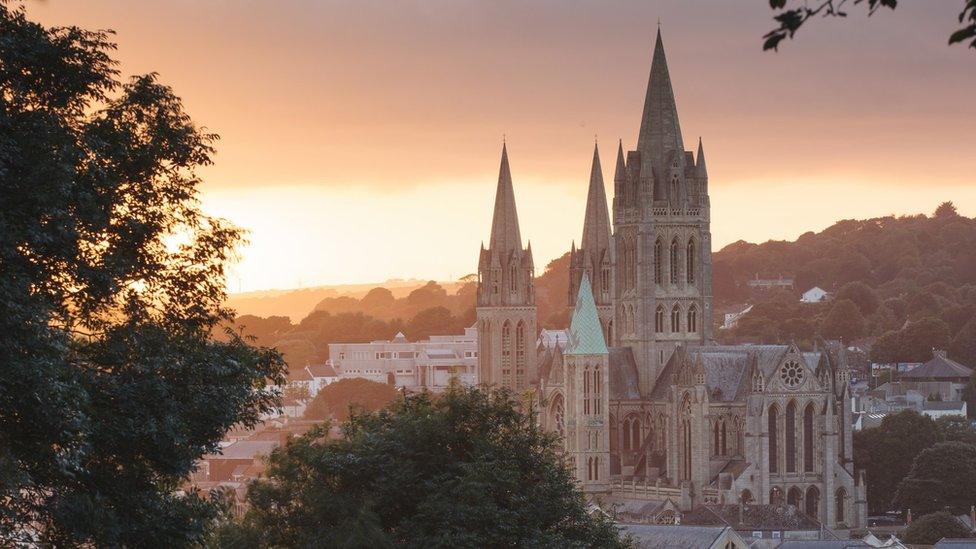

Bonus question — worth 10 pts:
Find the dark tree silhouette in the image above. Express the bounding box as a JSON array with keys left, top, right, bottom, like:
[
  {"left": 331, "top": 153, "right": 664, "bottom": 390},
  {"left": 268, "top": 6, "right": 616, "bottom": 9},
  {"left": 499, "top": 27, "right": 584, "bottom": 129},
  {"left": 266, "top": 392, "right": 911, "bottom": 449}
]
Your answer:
[{"left": 764, "top": 0, "right": 976, "bottom": 52}]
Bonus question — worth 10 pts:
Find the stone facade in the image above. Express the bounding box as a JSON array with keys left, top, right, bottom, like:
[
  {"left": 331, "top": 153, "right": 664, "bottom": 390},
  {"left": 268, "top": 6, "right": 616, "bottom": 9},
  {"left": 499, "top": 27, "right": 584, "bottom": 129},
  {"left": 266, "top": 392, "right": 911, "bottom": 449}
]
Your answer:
[{"left": 475, "top": 28, "right": 866, "bottom": 531}]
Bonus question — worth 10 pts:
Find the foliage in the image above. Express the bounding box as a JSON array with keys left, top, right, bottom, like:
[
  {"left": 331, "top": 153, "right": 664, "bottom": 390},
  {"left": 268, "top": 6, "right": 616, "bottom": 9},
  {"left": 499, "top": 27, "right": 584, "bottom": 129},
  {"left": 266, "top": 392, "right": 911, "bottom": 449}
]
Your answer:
[
  {"left": 764, "top": 0, "right": 976, "bottom": 52},
  {"left": 835, "top": 281, "right": 880, "bottom": 316},
  {"left": 854, "top": 411, "right": 941, "bottom": 514},
  {"left": 894, "top": 442, "right": 976, "bottom": 515},
  {"left": 903, "top": 511, "right": 973, "bottom": 545},
  {"left": 934, "top": 416, "right": 976, "bottom": 445},
  {"left": 303, "top": 378, "right": 400, "bottom": 421},
  {"left": 0, "top": 4, "right": 285, "bottom": 545},
  {"left": 951, "top": 318, "right": 976, "bottom": 371},
  {"left": 215, "top": 386, "right": 627, "bottom": 548},
  {"left": 820, "top": 299, "right": 866, "bottom": 341},
  {"left": 870, "top": 318, "right": 952, "bottom": 364}
]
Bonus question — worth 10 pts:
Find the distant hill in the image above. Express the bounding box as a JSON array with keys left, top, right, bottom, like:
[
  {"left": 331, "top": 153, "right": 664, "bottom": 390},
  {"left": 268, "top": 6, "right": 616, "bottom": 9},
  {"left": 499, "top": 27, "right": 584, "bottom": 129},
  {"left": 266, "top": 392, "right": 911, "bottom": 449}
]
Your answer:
[{"left": 225, "top": 279, "right": 465, "bottom": 321}]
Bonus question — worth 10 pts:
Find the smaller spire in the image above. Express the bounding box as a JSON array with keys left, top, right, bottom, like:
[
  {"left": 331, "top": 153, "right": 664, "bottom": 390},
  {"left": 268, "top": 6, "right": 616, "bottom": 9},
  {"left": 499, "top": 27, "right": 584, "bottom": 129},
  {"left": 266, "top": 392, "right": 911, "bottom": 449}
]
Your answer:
[
  {"left": 613, "top": 139, "right": 626, "bottom": 181},
  {"left": 696, "top": 137, "right": 707, "bottom": 178},
  {"left": 565, "top": 273, "right": 608, "bottom": 356}
]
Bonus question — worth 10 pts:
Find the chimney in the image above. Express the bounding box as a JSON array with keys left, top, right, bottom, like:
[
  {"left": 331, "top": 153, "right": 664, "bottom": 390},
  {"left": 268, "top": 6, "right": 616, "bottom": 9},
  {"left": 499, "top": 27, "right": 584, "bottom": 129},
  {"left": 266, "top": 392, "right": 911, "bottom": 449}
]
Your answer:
[{"left": 934, "top": 349, "right": 948, "bottom": 359}]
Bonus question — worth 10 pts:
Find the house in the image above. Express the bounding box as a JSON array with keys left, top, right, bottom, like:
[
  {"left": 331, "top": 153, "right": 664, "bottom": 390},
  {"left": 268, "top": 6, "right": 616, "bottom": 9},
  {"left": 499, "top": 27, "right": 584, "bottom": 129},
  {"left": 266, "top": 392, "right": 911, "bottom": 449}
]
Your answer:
[
  {"left": 801, "top": 287, "right": 829, "bottom": 303},
  {"left": 620, "top": 524, "right": 749, "bottom": 549},
  {"left": 747, "top": 274, "right": 795, "bottom": 291},
  {"left": 305, "top": 363, "right": 338, "bottom": 395},
  {"left": 922, "top": 400, "right": 968, "bottom": 419},
  {"left": 900, "top": 350, "right": 973, "bottom": 384}
]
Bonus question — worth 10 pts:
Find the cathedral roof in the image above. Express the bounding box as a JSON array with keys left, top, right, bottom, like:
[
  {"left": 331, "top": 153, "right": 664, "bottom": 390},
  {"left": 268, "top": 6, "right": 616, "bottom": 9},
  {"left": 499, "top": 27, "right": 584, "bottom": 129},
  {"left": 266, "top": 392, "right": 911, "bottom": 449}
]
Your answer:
[
  {"left": 637, "top": 28, "right": 684, "bottom": 171},
  {"left": 565, "top": 273, "right": 608, "bottom": 356},
  {"left": 580, "top": 142, "right": 611, "bottom": 257},
  {"left": 488, "top": 143, "right": 523, "bottom": 254},
  {"left": 609, "top": 347, "right": 642, "bottom": 400}
]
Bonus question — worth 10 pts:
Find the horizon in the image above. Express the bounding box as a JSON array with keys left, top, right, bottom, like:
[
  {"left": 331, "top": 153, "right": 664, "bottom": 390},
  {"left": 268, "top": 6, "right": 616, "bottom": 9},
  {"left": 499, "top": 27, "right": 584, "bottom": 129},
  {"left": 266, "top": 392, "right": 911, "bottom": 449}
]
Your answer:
[{"left": 28, "top": 1, "right": 976, "bottom": 292}]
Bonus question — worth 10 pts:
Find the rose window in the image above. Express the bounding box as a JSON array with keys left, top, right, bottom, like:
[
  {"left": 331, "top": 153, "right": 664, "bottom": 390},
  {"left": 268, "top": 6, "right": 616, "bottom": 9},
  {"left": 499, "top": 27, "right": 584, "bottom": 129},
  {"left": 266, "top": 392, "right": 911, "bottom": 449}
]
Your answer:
[{"left": 780, "top": 361, "right": 804, "bottom": 389}]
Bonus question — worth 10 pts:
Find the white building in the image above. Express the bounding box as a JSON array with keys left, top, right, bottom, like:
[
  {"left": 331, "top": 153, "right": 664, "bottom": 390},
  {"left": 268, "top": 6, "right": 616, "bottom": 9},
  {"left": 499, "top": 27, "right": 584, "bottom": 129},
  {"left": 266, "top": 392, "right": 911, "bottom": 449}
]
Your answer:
[
  {"left": 801, "top": 287, "right": 829, "bottom": 303},
  {"left": 721, "top": 304, "right": 753, "bottom": 330},
  {"left": 329, "top": 327, "right": 478, "bottom": 390}
]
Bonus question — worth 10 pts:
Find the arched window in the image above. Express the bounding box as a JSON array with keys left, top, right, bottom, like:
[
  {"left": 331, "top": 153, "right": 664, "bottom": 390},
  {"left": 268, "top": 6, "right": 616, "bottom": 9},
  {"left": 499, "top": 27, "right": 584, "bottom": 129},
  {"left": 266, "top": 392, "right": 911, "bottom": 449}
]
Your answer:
[
  {"left": 713, "top": 420, "right": 720, "bottom": 456},
  {"left": 687, "top": 238, "right": 696, "bottom": 284},
  {"left": 721, "top": 420, "right": 728, "bottom": 456},
  {"left": 631, "top": 416, "right": 642, "bottom": 450},
  {"left": 787, "top": 487, "right": 803, "bottom": 508},
  {"left": 671, "top": 304, "right": 681, "bottom": 333},
  {"left": 583, "top": 365, "right": 591, "bottom": 415},
  {"left": 835, "top": 488, "right": 847, "bottom": 524},
  {"left": 768, "top": 404, "right": 779, "bottom": 474},
  {"left": 587, "top": 457, "right": 593, "bottom": 481},
  {"left": 804, "top": 402, "right": 815, "bottom": 472},
  {"left": 607, "top": 320, "right": 614, "bottom": 347},
  {"left": 654, "top": 239, "right": 663, "bottom": 284},
  {"left": 786, "top": 400, "right": 797, "bottom": 473},
  {"left": 515, "top": 321, "right": 526, "bottom": 389},
  {"left": 806, "top": 486, "right": 820, "bottom": 519},
  {"left": 501, "top": 321, "right": 512, "bottom": 387},
  {"left": 510, "top": 264, "right": 518, "bottom": 292},
  {"left": 601, "top": 267, "right": 610, "bottom": 296},
  {"left": 628, "top": 305, "right": 635, "bottom": 335},
  {"left": 670, "top": 239, "right": 679, "bottom": 284},
  {"left": 593, "top": 456, "right": 600, "bottom": 480},
  {"left": 770, "top": 486, "right": 783, "bottom": 505},
  {"left": 687, "top": 304, "right": 698, "bottom": 333},
  {"left": 655, "top": 306, "right": 665, "bottom": 333},
  {"left": 680, "top": 395, "right": 693, "bottom": 481},
  {"left": 550, "top": 394, "right": 565, "bottom": 438},
  {"left": 609, "top": 414, "right": 618, "bottom": 453},
  {"left": 594, "top": 365, "right": 602, "bottom": 412}
]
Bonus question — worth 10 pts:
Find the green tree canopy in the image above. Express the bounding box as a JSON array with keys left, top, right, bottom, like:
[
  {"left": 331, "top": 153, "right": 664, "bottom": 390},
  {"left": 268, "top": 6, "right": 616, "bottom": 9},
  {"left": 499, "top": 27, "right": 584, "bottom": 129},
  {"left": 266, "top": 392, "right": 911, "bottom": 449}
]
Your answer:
[
  {"left": 219, "top": 387, "right": 626, "bottom": 548},
  {"left": 854, "top": 410, "right": 941, "bottom": 514},
  {"left": 303, "top": 378, "right": 400, "bottom": 421},
  {"left": 894, "top": 442, "right": 976, "bottom": 516},
  {"left": 903, "top": 511, "right": 973, "bottom": 545},
  {"left": 870, "top": 317, "right": 952, "bottom": 364},
  {"left": 0, "top": 4, "right": 285, "bottom": 545},
  {"left": 836, "top": 282, "right": 881, "bottom": 316},
  {"left": 820, "top": 299, "right": 866, "bottom": 341}
]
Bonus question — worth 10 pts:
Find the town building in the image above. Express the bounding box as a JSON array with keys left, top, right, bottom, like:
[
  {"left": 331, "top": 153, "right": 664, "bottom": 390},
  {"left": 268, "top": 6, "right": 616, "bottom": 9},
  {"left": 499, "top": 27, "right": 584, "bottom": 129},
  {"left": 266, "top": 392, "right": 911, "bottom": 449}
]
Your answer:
[
  {"left": 748, "top": 275, "right": 796, "bottom": 292},
  {"left": 801, "top": 287, "right": 830, "bottom": 304},
  {"left": 329, "top": 327, "right": 477, "bottom": 389},
  {"left": 475, "top": 28, "right": 866, "bottom": 531}
]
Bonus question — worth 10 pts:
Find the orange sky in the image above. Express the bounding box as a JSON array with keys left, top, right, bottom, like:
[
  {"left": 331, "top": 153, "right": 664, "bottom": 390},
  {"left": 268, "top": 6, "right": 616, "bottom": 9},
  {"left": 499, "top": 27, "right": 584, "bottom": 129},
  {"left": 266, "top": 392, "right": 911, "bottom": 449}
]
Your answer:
[{"left": 28, "top": 1, "right": 976, "bottom": 292}]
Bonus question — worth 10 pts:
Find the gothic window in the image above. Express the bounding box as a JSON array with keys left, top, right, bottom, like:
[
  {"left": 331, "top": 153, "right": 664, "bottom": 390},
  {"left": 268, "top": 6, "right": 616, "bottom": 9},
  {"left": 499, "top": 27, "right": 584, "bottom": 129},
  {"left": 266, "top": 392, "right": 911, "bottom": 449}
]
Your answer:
[
  {"left": 601, "top": 267, "right": 610, "bottom": 296},
  {"left": 510, "top": 264, "right": 518, "bottom": 293},
  {"left": 680, "top": 396, "right": 693, "bottom": 481},
  {"left": 671, "top": 304, "right": 681, "bottom": 333},
  {"left": 629, "top": 240, "right": 638, "bottom": 290},
  {"left": 786, "top": 400, "right": 797, "bottom": 473},
  {"left": 628, "top": 305, "right": 635, "bottom": 335},
  {"left": 655, "top": 305, "right": 665, "bottom": 333},
  {"left": 713, "top": 420, "right": 720, "bottom": 456},
  {"left": 806, "top": 486, "right": 820, "bottom": 519},
  {"left": 721, "top": 420, "right": 728, "bottom": 456},
  {"left": 583, "top": 366, "right": 591, "bottom": 415},
  {"left": 501, "top": 322, "right": 513, "bottom": 388},
  {"left": 607, "top": 320, "right": 613, "bottom": 347},
  {"left": 654, "top": 238, "right": 663, "bottom": 284},
  {"left": 687, "top": 238, "right": 696, "bottom": 284},
  {"left": 804, "top": 402, "right": 815, "bottom": 472},
  {"left": 609, "top": 414, "right": 617, "bottom": 453},
  {"left": 670, "top": 239, "right": 679, "bottom": 284},
  {"left": 768, "top": 404, "right": 779, "bottom": 474},
  {"left": 657, "top": 510, "right": 678, "bottom": 525},
  {"left": 835, "top": 488, "right": 847, "bottom": 525},
  {"left": 687, "top": 304, "right": 698, "bottom": 333},
  {"left": 780, "top": 360, "right": 804, "bottom": 389},
  {"left": 515, "top": 321, "right": 526, "bottom": 389},
  {"left": 594, "top": 365, "right": 602, "bottom": 412},
  {"left": 770, "top": 486, "right": 783, "bottom": 505},
  {"left": 593, "top": 456, "right": 600, "bottom": 480},
  {"left": 551, "top": 394, "right": 565, "bottom": 438},
  {"left": 670, "top": 176, "right": 678, "bottom": 202}
]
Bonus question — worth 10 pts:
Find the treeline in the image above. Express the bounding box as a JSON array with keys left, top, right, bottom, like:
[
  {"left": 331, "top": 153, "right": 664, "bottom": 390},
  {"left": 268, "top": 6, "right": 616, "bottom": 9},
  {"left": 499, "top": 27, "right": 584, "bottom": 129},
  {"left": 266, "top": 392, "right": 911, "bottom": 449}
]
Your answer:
[
  {"left": 716, "top": 203, "right": 976, "bottom": 366},
  {"left": 226, "top": 255, "right": 574, "bottom": 370}
]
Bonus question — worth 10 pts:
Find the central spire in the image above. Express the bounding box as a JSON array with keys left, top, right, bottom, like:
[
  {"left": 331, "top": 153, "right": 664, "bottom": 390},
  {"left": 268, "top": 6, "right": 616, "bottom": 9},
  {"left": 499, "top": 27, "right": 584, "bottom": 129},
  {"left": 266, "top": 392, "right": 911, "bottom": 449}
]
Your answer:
[
  {"left": 489, "top": 143, "right": 523, "bottom": 253},
  {"left": 581, "top": 142, "right": 611, "bottom": 256},
  {"left": 636, "top": 27, "right": 684, "bottom": 167}
]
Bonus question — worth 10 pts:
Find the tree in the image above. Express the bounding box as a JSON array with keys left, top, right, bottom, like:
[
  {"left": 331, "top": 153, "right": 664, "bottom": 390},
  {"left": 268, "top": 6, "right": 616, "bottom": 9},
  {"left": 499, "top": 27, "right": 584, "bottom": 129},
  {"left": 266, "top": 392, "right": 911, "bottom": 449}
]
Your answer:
[
  {"left": 936, "top": 201, "right": 961, "bottom": 218},
  {"left": 894, "top": 442, "right": 976, "bottom": 515},
  {"left": 951, "top": 318, "right": 976, "bottom": 370},
  {"left": 218, "top": 387, "right": 627, "bottom": 548},
  {"left": 836, "top": 282, "right": 880, "bottom": 316},
  {"left": 870, "top": 318, "right": 952, "bottom": 364},
  {"left": 763, "top": 0, "right": 976, "bottom": 52},
  {"left": 854, "top": 411, "right": 941, "bottom": 514},
  {"left": 0, "top": 5, "right": 286, "bottom": 545},
  {"left": 935, "top": 416, "right": 976, "bottom": 445},
  {"left": 304, "top": 378, "right": 400, "bottom": 421},
  {"left": 903, "top": 511, "right": 973, "bottom": 545},
  {"left": 820, "top": 299, "right": 866, "bottom": 341}
]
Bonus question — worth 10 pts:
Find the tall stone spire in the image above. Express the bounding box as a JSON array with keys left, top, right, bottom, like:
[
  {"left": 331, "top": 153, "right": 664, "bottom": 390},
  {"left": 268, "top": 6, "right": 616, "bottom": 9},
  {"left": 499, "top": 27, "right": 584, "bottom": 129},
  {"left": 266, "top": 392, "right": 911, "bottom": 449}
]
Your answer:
[
  {"left": 696, "top": 137, "right": 708, "bottom": 178},
  {"left": 489, "top": 143, "right": 522, "bottom": 253},
  {"left": 581, "top": 142, "right": 611, "bottom": 255},
  {"left": 636, "top": 27, "right": 684, "bottom": 167}
]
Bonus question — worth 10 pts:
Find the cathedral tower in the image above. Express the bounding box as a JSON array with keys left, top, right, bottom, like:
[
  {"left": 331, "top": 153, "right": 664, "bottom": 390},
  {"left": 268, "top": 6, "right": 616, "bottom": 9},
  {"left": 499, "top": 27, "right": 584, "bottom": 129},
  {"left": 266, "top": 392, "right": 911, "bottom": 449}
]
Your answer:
[
  {"left": 612, "top": 29, "right": 713, "bottom": 394},
  {"left": 569, "top": 143, "right": 614, "bottom": 343},
  {"left": 477, "top": 144, "right": 538, "bottom": 392}
]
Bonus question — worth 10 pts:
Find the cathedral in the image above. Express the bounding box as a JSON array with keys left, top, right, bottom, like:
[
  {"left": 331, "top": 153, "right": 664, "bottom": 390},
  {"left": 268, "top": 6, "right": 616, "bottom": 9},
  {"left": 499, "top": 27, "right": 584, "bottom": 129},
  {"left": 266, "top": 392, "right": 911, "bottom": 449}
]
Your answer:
[{"left": 475, "top": 29, "right": 867, "bottom": 530}]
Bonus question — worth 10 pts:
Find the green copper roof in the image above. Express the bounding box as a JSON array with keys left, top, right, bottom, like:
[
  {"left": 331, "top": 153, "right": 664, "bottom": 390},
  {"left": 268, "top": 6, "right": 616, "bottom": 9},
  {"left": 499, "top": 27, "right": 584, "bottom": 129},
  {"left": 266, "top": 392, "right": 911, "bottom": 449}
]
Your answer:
[{"left": 565, "top": 273, "right": 609, "bottom": 356}]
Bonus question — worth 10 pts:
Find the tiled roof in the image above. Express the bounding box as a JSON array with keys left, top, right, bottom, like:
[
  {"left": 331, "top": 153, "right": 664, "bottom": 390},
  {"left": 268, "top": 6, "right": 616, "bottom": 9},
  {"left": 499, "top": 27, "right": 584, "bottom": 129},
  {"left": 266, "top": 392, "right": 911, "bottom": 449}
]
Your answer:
[
  {"left": 306, "top": 364, "right": 337, "bottom": 378},
  {"left": 621, "top": 524, "right": 726, "bottom": 549},
  {"left": 564, "top": 274, "right": 608, "bottom": 356},
  {"left": 609, "top": 347, "right": 641, "bottom": 400},
  {"left": 923, "top": 400, "right": 966, "bottom": 411},
  {"left": 902, "top": 354, "right": 973, "bottom": 380}
]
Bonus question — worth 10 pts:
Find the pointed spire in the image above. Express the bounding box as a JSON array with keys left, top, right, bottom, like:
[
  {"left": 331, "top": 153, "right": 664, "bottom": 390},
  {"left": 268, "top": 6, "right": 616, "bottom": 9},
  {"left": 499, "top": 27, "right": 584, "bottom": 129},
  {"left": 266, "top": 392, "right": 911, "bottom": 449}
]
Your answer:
[
  {"left": 613, "top": 139, "right": 627, "bottom": 181},
  {"left": 637, "top": 27, "right": 684, "bottom": 167},
  {"left": 696, "top": 137, "right": 707, "bottom": 178},
  {"left": 565, "top": 273, "right": 608, "bottom": 356},
  {"left": 581, "top": 142, "right": 612, "bottom": 256},
  {"left": 488, "top": 142, "right": 523, "bottom": 253}
]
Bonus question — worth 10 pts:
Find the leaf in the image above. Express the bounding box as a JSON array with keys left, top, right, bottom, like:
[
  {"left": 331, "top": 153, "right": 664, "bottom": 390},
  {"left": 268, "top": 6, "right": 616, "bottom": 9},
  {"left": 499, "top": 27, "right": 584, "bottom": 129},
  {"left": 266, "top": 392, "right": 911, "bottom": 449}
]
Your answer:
[
  {"left": 948, "top": 26, "right": 976, "bottom": 45},
  {"left": 770, "top": 0, "right": 787, "bottom": 8}
]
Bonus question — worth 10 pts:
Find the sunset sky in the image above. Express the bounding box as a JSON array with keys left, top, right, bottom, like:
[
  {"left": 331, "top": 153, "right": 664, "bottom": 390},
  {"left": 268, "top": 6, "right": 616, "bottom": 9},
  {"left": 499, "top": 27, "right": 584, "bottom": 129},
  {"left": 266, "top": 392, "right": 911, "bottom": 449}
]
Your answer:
[{"left": 29, "top": 1, "right": 976, "bottom": 292}]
